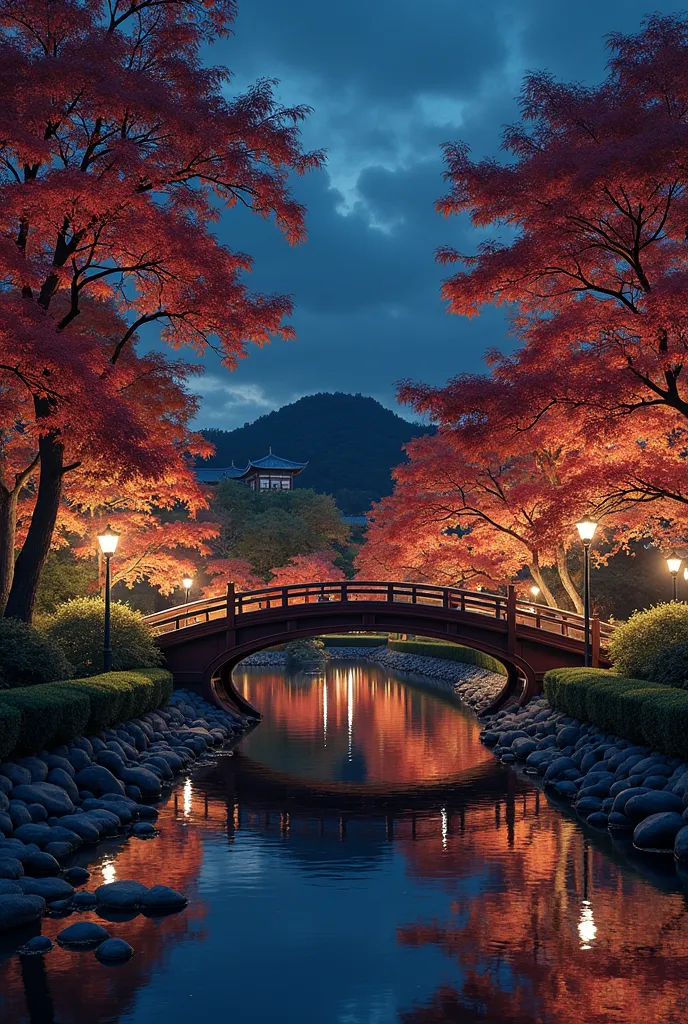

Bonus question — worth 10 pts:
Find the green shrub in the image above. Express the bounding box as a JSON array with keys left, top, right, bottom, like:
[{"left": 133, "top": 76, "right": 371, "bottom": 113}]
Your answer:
[
  {"left": 543, "top": 667, "right": 688, "bottom": 758},
  {"left": 387, "top": 639, "right": 507, "bottom": 676},
  {"left": 52, "top": 669, "right": 172, "bottom": 732},
  {"left": 285, "top": 638, "right": 328, "bottom": 666},
  {"left": 0, "top": 704, "right": 21, "bottom": 759},
  {"left": 646, "top": 642, "right": 688, "bottom": 689},
  {"left": 0, "top": 618, "right": 72, "bottom": 688},
  {"left": 608, "top": 602, "right": 688, "bottom": 679},
  {"left": 42, "top": 597, "right": 163, "bottom": 677},
  {"left": 0, "top": 686, "right": 90, "bottom": 754},
  {"left": 321, "top": 634, "right": 388, "bottom": 648}
]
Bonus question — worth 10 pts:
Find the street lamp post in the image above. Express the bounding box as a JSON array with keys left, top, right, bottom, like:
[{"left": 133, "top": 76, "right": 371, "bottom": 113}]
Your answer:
[
  {"left": 97, "top": 525, "right": 120, "bottom": 672},
  {"left": 666, "top": 552, "right": 682, "bottom": 601},
  {"left": 576, "top": 515, "right": 598, "bottom": 668},
  {"left": 182, "top": 576, "right": 193, "bottom": 605}
]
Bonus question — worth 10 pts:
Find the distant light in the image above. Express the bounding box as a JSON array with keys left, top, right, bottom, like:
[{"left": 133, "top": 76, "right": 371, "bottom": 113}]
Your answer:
[
  {"left": 578, "top": 899, "right": 597, "bottom": 948},
  {"left": 683, "top": 567, "right": 688, "bottom": 582},
  {"left": 576, "top": 515, "right": 598, "bottom": 544},
  {"left": 666, "top": 551, "right": 682, "bottom": 576},
  {"left": 530, "top": 585, "right": 540, "bottom": 598},
  {"left": 101, "top": 859, "right": 116, "bottom": 885},
  {"left": 97, "top": 524, "right": 120, "bottom": 555},
  {"left": 183, "top": 778, "right": 193, "bottom": 817},
  {"left": 182, "top": 576, "right": 193, "bottom": 591}
]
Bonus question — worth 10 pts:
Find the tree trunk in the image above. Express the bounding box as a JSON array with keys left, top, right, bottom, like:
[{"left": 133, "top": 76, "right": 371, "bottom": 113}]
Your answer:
[
  {"left": 529, "top": 559, "right": 558, "bottom": 608},
  {"left": 556, "top": 546, "right": 583, "bottom": 613},
  {"left": 5, "top": 424, "right": 64, "bottom": 622},
  {"left": 0, "top": 487, "right": 18, "bottom": 617}
]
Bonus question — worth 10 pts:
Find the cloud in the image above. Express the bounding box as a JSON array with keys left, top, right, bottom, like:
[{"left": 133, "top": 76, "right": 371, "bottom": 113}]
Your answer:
[{"left": 169, "top": 1, "right": 687, "bottom": 426}]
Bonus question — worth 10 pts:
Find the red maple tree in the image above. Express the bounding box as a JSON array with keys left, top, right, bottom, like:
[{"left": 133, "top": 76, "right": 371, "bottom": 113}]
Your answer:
[{"left": 0, "top": 0, "right": 322, "bottom": 619}]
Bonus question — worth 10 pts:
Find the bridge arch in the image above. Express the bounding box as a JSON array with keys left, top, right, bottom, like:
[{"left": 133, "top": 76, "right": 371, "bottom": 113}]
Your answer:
[{"left": 147, "top": 580, "right": 611, "bottom": 718}]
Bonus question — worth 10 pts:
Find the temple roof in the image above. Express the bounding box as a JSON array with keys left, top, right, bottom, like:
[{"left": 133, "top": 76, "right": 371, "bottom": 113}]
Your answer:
[
  {"left": 195, "top": 461, "right": 248, "bottom": 483},
  {"left": 244, "top": 450, "right": 308, "bottom": 472}
]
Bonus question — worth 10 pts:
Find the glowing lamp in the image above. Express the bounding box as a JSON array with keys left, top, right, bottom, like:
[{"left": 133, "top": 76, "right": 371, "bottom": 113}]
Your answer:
[
  {"left": 97, "top": 525, "right": 120, "bottom": 556},
  {"left": 182, "top": 576, "right": 193, "bottom": 591},
  {"left": 666, "top": 551, "right": 682, "bottom": 576},
  {"left": 575, "top": 515, "right": 598, "bottom": 544},
  {"left": 530, "top": 585, "right": 540, "bottom": 599}
]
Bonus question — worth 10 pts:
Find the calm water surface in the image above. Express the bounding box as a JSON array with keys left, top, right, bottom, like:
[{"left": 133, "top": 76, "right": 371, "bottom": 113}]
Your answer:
[{"left": 2, "top": 662, "right": 688, "bottom": 1024}]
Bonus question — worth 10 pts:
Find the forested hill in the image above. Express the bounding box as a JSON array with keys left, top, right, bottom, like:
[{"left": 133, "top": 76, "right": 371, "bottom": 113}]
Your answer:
[{"left": 200, "top": 393, "right": 431, "bottom": 514}]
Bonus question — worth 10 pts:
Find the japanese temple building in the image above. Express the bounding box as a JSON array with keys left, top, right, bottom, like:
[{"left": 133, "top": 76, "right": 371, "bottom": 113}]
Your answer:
[{"left": 195, "top": 449, "right": 307, "bottom": 491}]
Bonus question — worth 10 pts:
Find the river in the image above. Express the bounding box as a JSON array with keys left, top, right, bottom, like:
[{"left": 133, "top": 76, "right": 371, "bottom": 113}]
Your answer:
[{"left": 2, "top": 661, "right": 688, "bottom": 1023}]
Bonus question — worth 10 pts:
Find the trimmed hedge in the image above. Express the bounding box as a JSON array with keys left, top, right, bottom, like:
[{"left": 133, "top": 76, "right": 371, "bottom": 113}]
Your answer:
[
  {"left": 0, "top": 704, "right": 21, "bottom": 759},
  {"left": 321, "top": 634, "right": 388, "bottom": 648},
  {"left": 0, "top": 686, "right": 91, "bottom": 754},
  {"left": 647, "top": 642, "right": 688, "bottom": 689},
  {"left": 0, "top": 668, "right": 173, "bottom": 757},
  {"left": 543, "top": 667, "right": 688, "bottom": 759},
  {"left": 388, "top": 639, "right": 507, "bottom": 676}
]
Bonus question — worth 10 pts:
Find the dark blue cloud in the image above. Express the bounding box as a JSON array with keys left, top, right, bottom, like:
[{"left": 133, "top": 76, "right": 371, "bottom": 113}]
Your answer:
[{"left": 177, "top": 0, "right": 686, "bottom": 427}]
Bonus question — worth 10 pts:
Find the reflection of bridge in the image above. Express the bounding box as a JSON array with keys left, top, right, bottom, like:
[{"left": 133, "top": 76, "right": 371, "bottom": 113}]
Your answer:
[{"left": 147, "top": 581, "right": 612, "bottom": 713}]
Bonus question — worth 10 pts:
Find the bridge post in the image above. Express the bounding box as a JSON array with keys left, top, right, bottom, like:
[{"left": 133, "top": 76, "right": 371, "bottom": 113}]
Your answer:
[
  {"left": 226, "top": 582, "right": 236, "bottom": 626},
  {"left": 507, "top": 585, "right": 516, "bottom": 654},
  {"left": 591, "top": 617, "right": 601, "bottom": 668}
]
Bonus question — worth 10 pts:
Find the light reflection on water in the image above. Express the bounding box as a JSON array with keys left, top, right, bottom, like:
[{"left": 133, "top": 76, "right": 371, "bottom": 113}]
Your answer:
[{"left": 1, "top": 662, "right": 688, "bottom": 1024}]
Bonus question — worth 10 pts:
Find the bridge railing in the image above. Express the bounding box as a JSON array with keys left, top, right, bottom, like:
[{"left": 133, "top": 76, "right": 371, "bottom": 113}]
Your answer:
[{"left": 145, "top": 581, "right": 614, "bottom": 652}]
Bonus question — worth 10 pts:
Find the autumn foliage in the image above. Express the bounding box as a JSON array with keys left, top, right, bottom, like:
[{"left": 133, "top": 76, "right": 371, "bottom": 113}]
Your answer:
[
  {"left": 360, "top": 14, "right": 688, "bottom": 609},
  {"left": 0, "top": 0, "right": 321, "bottom": 619}
]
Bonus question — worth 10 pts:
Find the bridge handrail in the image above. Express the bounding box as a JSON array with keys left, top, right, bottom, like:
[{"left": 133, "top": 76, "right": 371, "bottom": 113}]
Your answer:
[{"left": 145, "top": 580, "right": 614, "bottom": 648}]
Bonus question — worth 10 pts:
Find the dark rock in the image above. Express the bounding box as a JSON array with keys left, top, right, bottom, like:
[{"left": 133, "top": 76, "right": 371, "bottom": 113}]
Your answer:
[
  {"left": 88, "top": 736, "right": 107, "bottom": 754},
  {"left": 143, "top": 755, "right": 174, "bottom": 780},
  {"left": 72, "top": 737, "right": 93, "bottom": 756},
  {"left": 44, "top": 755, "right": 75, "bottom": 776},
  {"left": 57, "top": 921, "right": 109, "bottom": 948},
  {"left": 0, "top": 812, "right": 12, "bottom": 837},
  {"left": 9, "top": 802, "right": 32, "bottom": 828},
  {"left": 136, "top": 806, "right": 158, "bottom": 822},
  {"left": 83, "top": 810, "right": 121, "bottom": 838},
  {"left": 131, "top": 822, "right": 155, "bottom": 838},
  {"left": 117, "top": 767, "right": 162, "bottom": 800},
  {"left": 47, "top": 769, "right": 80, "bottom": 804},
  {"left": 633, "top": 812, "right": 685, "bottom": 851},
  {"left": 44, "top": 842, "right": 73, "bottom": 860},
  {"left": 27, "top": 803, "right": 48, "bottom": 823},
  {"left": 72, "top": 890, "right": 97, "bottom": 910},
  {"left": 609, "top": 780, "right": 632, "bottom": 797},
  {"left": 587, "top": 812, "right": 609, "bottom": 829},
  {"left": 96, "top": 937, "right": 134, "bottom": 962},
  {"left": 18, "top": 934, "right": 53, "bottom": 955},
  {"left": 15, "top": 757, "right": 48, "bottom": 783},
  {"left": 125, "top": 785, "right": 142, "bottom": 802},
  {"left": 612, "top": 787, "right": 649, "bottom": 814},
  {"left": 0, "top": 791, "right": 7, "bottom": 814},
  {"left": 625, "top": 791, "right": 683, "bottom": 824},
  {"left": 66, "top": 749, "right": 91, "bottom": 773},
  {"left": 0, "top": 894, "right": 46, "bottom": 931},
  {"left": 0, "top": 776, "right": 11, "bottom": 796},
  {"left": 675, "top": 826, "right": 688, "bottom": 862},
  {"left": 140, "top": 885, "right": 188, "bottom": 911},
  {"left": 13, "top": 823, "right": 53, "bottom": 847},
  {"left": 46, "top": 899, "right": 73, "bottom": 917},
  {"left": 608, "top": 811, "right": 633, "bottom": 830},
  {"left": 0, "top": 858, "right": 23, "bottom": 879},
  {"left": 633, "top": 757, "right": 667, "bottom": 776},
  {"left": 0, "top": 880, "right": 22, "bottom": 895},
  {"left": 642, "top": 775, "right": 671, "bottom": 791},
  {"left": 95, "top": 880, "right": 148, "bottom": 908},
  {"left": 580, "top": 750, "right": 605, "bottom": 773},
  {"left": 46, "top": 826, "right": 81, "bottom": 848},
  {"left": 55, "top": 815, "right": 100, "bottom": 844},
  {"left": 544, "top": 757, "right": 577, "bottom": 781},
  {"left": 18, "top": 877, "right": 73, "bottom": 902},
  {"left": 64, "top": 866, "right": 89, "bottom": 886},
  {"left": 500, "top": 753, "right": 516, "bottom": 764},
  {"left": 75, "top": 766, "right": 125, "bottom": 797},
  {"left": 95, "top": 750, "right": 126, "bottom": 775},
  {"left": 575, "top": 796, "right": 603, "bottom": 817},
  {"left": 556, "top": 726, "right": 580, "bottom": 747},
  {"left": 22, "top": 851, "right": 61, "bottom": 877},
  {"left": 0, "top": 764, "right": 31, "bottom": 787},
  {"left": 126, "top": 724, "right": 148, "bottom": 751},
  {"left": 554, "top": 781, "right": 578, "bottom": 798},
  {"left": 12, "top": 783, "right": 75, "bottom": 817}
]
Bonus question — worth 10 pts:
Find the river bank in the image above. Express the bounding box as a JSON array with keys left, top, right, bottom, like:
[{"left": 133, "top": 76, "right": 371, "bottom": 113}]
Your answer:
[
  {"left": 0, "top": 689, "right": 254, "bottom": 947},
  {"left": 241, "top": 646, "right": 505, "bottom": 712},
  {"left": 480, "top": 696, "right": 688, "bottom": 882}
]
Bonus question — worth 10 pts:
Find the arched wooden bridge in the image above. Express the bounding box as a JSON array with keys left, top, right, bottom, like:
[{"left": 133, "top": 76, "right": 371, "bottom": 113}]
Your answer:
[{"left": 146, "top": 581, "right": 612, "bottom": 715}]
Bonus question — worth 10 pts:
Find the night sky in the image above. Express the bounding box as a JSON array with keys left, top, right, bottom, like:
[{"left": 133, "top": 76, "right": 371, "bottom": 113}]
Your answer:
[{"left": 183, "top": 0, "right": 683, "bottom": 428}]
